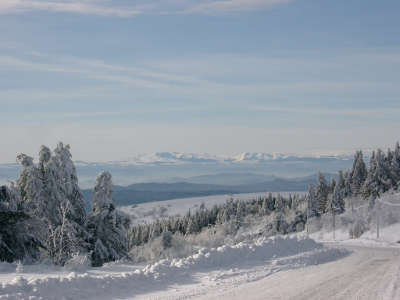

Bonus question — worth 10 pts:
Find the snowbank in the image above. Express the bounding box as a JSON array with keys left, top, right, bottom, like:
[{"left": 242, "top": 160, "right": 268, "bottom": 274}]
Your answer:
[{"left": 0, "top": 236, "right": 347, "bottom": 300}]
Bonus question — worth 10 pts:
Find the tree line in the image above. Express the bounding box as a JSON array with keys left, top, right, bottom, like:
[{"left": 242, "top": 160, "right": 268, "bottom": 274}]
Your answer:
[{"left": 308, "top": 142, "right": 400, "bottom": 217}]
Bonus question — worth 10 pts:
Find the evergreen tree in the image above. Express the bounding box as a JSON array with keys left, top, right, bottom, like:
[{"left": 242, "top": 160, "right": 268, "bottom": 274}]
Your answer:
[
  {"left": 332, "top": 181, "right": 345, "bottom": 214},
  {"left": 374, "top": 149, "right": 392, "bottom": 192},
  {"left": 17, "top": 144, "right": 89, "bottom": 265},
  {"left": 0, "top": 184, "right": 42, "bottom": 263},
  {"left": 350, "top": 151, "right": 367, "bottom": 196},
  {"left": 307, "top": 184, "right": 319, "bottom": 217},
  {"left": 330, "top": 178, "right": 336, "bottom": 194},
  {"left": 40, "top": 144, "right": 88, "bottom": 265},
  {"left": 316, "top": 173, "right": 329, "bottom": 214},
  {"left": 363, "top": 149, "right": 392, "bottom": 201},
  {"left": 16, "top": 154, "right": 45, "bottom": 216},
  {"left": 343, "top": 171, "right": 352, "bottom": 197},
  {"left": 87, "top": 172, "right": 130, "bottom": 266},
  {"left": 390, "top": 142, "right": 400, "bottom": 188},
  {"left": 53, "top": 143, "right": 86, "bottom": 226}
]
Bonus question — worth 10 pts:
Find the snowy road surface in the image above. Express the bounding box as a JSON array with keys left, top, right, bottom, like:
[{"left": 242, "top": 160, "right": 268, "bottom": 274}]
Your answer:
[{"left": 138, "top": 245, "right": 400, "bottom": 300}]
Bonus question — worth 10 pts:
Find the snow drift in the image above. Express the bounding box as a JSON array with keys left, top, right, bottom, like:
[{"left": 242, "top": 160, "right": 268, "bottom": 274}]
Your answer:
[{"left": 0, "top": 235, "right": 347, "bottom": 300}]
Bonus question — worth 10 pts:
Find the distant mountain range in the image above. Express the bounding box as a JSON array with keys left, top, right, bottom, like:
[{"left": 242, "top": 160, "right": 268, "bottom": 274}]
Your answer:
[
  {"left": 0, "top": 152, "right": 354, "bottom": 188},
  {"left": 92, "top": 151, "right": 353, "bottom": 166},
  {"left": 81, "top": 173, "right": 338, "bottom": 209},
  {"left": 0, "top": 152, "right": 346, "bottom": 209}
]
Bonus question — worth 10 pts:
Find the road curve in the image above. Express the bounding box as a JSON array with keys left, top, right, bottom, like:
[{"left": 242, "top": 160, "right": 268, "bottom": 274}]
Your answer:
[{"left": 194, "top": 245, "right": 400, "bottom": 300}]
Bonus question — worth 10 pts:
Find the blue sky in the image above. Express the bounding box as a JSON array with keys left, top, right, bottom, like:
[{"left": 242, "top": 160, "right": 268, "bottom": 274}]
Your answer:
[{"left": 1, "top": 0, "right": 400, "bottom": 162}]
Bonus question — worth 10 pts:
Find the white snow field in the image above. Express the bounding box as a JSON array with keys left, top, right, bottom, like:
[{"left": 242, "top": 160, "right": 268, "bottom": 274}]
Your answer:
[
  {"left": 119, "top": 192, "right": 306, "bottom": 225},
  {"left": 0, "top": 235, "right": 348, "bottom": 300}
]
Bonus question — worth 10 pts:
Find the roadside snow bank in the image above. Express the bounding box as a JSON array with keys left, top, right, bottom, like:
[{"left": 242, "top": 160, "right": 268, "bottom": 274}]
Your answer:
[{"left": 0, "top": 236, "right": 347, "bottom": 300}]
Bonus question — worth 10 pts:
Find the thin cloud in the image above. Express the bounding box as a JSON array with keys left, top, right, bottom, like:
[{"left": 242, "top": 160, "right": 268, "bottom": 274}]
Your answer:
[
  {"left": 0, "top": 0, "right": 140, "bottom": 17},
  {"left": 1, "top": 52, "right": 399, "bottom": 104},
  {"left": 184, "top": 0, "right": 293, "bottom": 14},
  {"left": 0, "top": 0, "right": 294, "bottom": 17},
  {"left": 252, "top": 106, "right": 400, "bottom": 119}
]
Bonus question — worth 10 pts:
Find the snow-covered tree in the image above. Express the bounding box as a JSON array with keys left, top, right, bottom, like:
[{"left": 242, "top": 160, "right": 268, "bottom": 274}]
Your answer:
[
  {"left": 16, "top": 154, "right": 45, "bottom": 216},
  {"left": 47, "top": 199, "right": 84, "bottom": 265},
  {"left": 329, "top": 178, "right": 336, "bottom": 194},
  {"left": 363, "top": 149, "right": 392, "bottom": 202},
  {"left": 350, "top": 151, "right": 367, "bottom": 196},
  {"left": 390, "top": 142, "right": 400, "bottom": 188},
  {"left": 53, "top": 143, "right": 86, "bottom": 226},
  {"left": 92, "top": 171, "right": 113, "bottom": 213},
  {"left": 316, "top": 173, "right": 329, "bottom": 214},
  {"left": 17, "top": 144, "right": 88, "bottom": 265},
  {"left": 274, "top": 194, "right": 285, "bottom": 212},
  {"left": 343, "top": 171, "right": 352, "bottom": 197},
  {"left": 307, "top": 184, "right": 319, "bottom": 217},
  {"left": 331, "top": 170, "right": 345, "bottom": 214},
  {"left": 0, "top": 184, "right": 42, "bottom": 263},
  {"left": 87, "top": 172, "right": 130, "bottom": 266},
  {"left": 331, "top": 181, "right": 345, "bottom": 214}
]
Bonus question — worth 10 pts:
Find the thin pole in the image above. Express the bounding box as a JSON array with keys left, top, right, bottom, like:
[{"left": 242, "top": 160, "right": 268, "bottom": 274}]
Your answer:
[
  {"left": 376, "top": 201, "right": 380, "bottom": 239},
  {"left": 307, "top": 194, "right": 310, "bottom": 237},
  {"left": 332, "top": 209, "right": 336, "bottom": 240}
]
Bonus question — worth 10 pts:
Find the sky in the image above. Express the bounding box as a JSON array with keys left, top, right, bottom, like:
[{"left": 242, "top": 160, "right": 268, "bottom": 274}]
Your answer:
[{"left": 0, "top": 0, "right": 400, "bottom": 163}]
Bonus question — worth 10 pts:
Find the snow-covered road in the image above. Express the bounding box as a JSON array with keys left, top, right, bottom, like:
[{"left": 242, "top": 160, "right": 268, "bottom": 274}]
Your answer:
[{"left": 141, "top": 245, "right": 400, "bottom": 300}]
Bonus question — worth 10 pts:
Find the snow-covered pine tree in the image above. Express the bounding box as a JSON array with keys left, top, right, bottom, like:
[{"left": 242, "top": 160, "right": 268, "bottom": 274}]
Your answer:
[
  {"left": 37, "top": 146, "right": 62, "bottom": 225},
  {"left": 363, "top": 151, "right": 377, "bottom": 199},
  {"left": 235, "top": 200, "right": 246, "bottom": 226},
  {"left": 316, "top": 173, "right": 329, "bottom": 214},
  {"left": 17, "top": 153, "right": 45, "bottom": 216},
  {"left": 53, "top": 143, "right": 86, "bottom": 227},
  {"left": 87, "top": 171, "right": 130, "bottom": 267},
  {"left": 374, "top": 149, "right": 392, "bottom": 192},
  {"left": 274, "top": 194, "right": 285, "bottom": 212},
  {"left": 0, "top": 184, "right": 42, "bottom": 263},
  {"left": 390, "top": 142, "right": 400, "bottom": 188},
  {"left": 24, "top": 143, "right": 89, "bottom": 265},
  {"left": 350, "top": 151, "right": 367, "bottom": 196},
  {"left": 331, "top": 181, "right": 345, "bottom": 214},
  {"left": 344, "top": 171, "right": 352, "bottom": 197},
  {"left": 307, "top": 184, "right": 319, "bottom": 217},
  {"left": 330, "top": 178, "right": 336, "bottom": 194},
  {"left": 363, "top": 149, "right": 392, "bottom": 203},
  {"left": 186, "top": 216, "right": 199, "bottom": 235},
  {"left": 332, "top": 170, "right": 345, "bottom": 214}
]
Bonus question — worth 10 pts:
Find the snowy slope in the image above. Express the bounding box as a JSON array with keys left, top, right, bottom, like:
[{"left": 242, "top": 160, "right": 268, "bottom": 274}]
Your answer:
[{"left": 0, "top": 236, "right": 346, "bottom": 300}]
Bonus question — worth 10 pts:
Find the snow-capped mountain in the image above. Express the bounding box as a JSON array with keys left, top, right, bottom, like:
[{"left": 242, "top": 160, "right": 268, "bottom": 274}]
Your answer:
[
  {"left": 0, "top": 152, "right": 355, "bottom": 188},
  {"left": 113, "top": 152, "right": 353, "bottom": 166}
]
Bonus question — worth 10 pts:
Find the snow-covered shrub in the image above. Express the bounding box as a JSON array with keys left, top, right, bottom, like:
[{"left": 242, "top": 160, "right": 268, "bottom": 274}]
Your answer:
[
  {"left": 64, "top": 253, "right": 91, "bottom": 272},
  {"left": 130, "top": 232, "right": 193, "bottom": 262},
  {"left": 349, "top": 218, "right": 368, "bottom": 239},
  {"left": 162, "top": 231, "right": 173, "bottom": 249}
]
